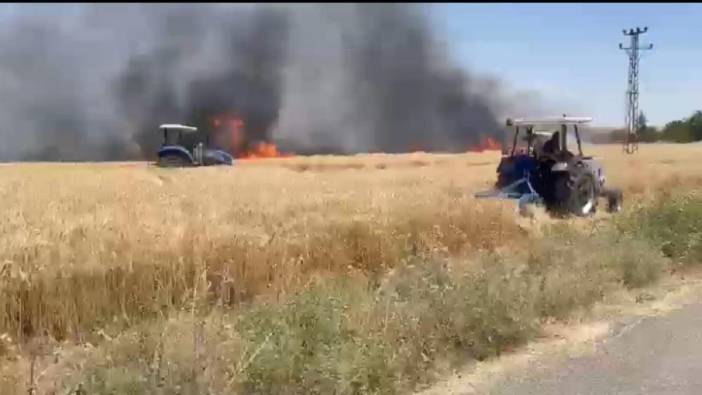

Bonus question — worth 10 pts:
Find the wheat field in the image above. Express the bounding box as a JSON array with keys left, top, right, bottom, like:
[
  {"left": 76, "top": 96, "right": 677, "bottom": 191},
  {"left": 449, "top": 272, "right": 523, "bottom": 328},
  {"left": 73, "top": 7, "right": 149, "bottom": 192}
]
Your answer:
[
  {"left": 1, "top": 143, "right": 701, "bottom": 393},
  {"left": 1, "top": 144, "right": 701, "bottom": 338}
]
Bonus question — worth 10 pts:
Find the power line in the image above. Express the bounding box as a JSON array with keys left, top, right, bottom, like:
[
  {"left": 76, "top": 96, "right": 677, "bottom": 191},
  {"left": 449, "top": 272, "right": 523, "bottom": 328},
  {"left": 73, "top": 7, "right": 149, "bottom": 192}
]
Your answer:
[{"left": 619, "top": 27, "right": 653, "bottom": 154}]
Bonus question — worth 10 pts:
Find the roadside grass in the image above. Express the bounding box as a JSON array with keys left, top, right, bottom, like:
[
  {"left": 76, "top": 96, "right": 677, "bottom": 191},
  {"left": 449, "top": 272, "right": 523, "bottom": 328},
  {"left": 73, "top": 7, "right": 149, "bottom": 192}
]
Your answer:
[{"left": 616, "top": 190, "right": 702, "bottom": 266}]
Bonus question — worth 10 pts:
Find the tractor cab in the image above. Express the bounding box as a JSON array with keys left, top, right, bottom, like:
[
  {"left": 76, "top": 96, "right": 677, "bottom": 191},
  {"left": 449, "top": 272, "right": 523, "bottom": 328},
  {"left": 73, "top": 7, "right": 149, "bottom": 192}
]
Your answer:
[
  {"left": 161, "top": 124, "right": 198, "bottom": 148},
  {"left": 157, "top": 124, "right": 233, "bottom": 167},
  {"left": 506, "top": 116, "right": 590, "bottom": 161},
  {"left": 497, "top": 116, "right": 592, "bottom": 189}
]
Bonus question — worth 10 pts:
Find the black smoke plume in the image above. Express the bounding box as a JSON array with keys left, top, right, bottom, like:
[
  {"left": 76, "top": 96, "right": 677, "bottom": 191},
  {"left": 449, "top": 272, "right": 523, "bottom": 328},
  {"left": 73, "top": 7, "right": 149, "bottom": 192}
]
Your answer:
[
  {"left": 114, "top": 5, "right": 289, "bottom": 158},
  {"left": 0, "top": 4, "right": 540, "bottom": 161},
  {"left": 349, "top": 4, "right": 501, "bottom": 152}
]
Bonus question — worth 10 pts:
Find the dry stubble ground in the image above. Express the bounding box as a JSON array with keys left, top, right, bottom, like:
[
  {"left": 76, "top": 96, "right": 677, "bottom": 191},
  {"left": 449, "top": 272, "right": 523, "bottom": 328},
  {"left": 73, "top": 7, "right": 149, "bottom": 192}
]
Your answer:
[{"left": 0, "top": 144, "right": 701, "bottom": 394}]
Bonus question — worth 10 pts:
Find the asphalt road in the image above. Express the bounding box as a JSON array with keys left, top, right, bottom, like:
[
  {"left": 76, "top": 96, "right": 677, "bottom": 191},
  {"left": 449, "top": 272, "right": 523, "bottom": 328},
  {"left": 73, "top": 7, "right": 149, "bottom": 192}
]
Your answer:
[{"left": 490, "top": 303, "right": 702, "bottom": 395}]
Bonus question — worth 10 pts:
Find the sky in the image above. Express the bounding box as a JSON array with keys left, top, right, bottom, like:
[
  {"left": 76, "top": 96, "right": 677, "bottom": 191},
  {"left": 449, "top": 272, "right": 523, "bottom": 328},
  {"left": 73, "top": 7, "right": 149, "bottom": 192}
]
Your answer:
[{"left": 430, "top": 3, "right": 702, "bottom": 127}]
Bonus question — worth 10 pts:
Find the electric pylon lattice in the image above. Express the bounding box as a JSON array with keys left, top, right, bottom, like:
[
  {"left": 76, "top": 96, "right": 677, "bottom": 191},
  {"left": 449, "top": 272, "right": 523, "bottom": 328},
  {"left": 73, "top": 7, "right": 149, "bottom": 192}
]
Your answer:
[{"left": 619, "top": 27, "right": 653, "bottom": 154}]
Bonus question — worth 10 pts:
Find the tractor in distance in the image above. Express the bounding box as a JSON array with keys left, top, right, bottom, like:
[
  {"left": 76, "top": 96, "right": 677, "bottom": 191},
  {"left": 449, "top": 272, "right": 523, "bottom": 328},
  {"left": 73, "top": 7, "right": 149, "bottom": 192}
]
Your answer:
[
  {"left": 475, "top": 115, "right": 623, "bottom": 217},
  {"left": 156, "top": 124, "right": 234, "bottom": 167}
]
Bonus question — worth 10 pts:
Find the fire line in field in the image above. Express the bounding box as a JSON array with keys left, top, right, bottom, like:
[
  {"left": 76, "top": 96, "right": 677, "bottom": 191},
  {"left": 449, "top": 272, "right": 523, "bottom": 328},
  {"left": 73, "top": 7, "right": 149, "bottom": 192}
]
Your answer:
[
  {"left": 468, "top": 137, "right": 502, "bottom": 153},
  {"left": 212, "top": 114, "right": 501, "bottom": 158},
  {"left": 211, "top": 114, "right": 293, "bottom": 159}
]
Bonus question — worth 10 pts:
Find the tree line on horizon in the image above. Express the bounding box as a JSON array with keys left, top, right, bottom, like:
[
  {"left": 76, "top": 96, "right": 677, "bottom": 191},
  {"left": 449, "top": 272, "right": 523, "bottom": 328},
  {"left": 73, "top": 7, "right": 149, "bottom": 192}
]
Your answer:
[{"left": 595, "top": 110, "right": 702, "bottom": 144}]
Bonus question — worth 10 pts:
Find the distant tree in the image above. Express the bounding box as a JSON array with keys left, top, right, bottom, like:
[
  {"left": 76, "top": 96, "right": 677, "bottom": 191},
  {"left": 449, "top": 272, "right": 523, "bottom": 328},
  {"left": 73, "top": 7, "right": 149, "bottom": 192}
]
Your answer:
[
  {"left": 661, "top": 119, "right": 694, "bottom": 143},
  {"left": 638, "top": 127, "right": 660, "bottom": 143},
  {"left": 688, "top": 110, "right": 702, "bottom": 141},
  {"left": 636, "top": 111, "right": 660, "bottom": 143},
  {"left": 637, "top": 111, "right": 648, "bottom": 133}
]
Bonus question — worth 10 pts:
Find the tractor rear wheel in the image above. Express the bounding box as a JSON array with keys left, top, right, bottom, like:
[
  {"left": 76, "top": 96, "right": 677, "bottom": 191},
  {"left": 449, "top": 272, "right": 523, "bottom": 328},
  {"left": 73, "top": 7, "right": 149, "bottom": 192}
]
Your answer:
[
  {"left": 158, "top": 154, "right": 190, "bottom": 168},
  {"left": 550, "top": 163, "right": 598, "bottom": 217}
]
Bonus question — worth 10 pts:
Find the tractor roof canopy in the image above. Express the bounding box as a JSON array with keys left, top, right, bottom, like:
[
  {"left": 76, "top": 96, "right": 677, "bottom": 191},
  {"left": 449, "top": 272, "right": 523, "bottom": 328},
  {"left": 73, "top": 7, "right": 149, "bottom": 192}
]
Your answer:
[
  {"left": 159, "top": 124, "right": 198, "bottom": 133},
  {"left": 507, "top": 116, "right": 592, "bottom": 128},
  {"left": 505, "top": 115, "right": 592, "bottom": 158}
]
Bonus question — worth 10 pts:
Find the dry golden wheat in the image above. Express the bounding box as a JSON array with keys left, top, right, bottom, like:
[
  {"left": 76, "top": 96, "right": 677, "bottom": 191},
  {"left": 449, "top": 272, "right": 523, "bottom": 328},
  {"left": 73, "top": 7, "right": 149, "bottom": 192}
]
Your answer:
[
  {"left": 1, "top": 144, "right": 701, "bottom": 393},
  {"left": 0, "top": 144, "right": 699, "bottom": 342}
]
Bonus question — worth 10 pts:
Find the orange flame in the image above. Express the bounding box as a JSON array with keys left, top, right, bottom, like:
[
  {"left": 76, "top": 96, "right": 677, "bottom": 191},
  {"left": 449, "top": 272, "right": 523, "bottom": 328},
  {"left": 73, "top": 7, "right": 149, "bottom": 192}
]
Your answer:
[
  {"left": 210, "top": 114, "right": 292, "bottom": 159},
  {"left": 240, "top": 141, "right": 292, "bottom": 159},
  {"left": 468, "top": 136, "right": 502, "bottom": 153}
]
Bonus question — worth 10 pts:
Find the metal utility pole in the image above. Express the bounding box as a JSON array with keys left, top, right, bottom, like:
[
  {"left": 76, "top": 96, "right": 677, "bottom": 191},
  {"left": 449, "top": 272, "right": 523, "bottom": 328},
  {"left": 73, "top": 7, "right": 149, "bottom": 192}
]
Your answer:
[{"left": 619, "top": 27, "right": 653, "bottom": 154}]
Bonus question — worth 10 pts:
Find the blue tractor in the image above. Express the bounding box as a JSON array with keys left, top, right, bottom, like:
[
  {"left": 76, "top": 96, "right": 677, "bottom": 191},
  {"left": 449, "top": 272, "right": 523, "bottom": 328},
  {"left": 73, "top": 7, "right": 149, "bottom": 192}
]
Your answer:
[
  {"left": 475, "top": 116, "right": 623, "bottom": 217},
  {"left": 156, "top": 124, "right": 234, "bottom": 167}
]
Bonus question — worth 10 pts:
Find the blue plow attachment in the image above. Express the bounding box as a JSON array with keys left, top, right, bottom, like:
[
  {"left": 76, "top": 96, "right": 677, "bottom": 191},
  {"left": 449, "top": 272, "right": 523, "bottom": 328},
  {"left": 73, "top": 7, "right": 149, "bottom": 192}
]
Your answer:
[{"left": 474, "top": 177, "right": 544, "bottom": 215}]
